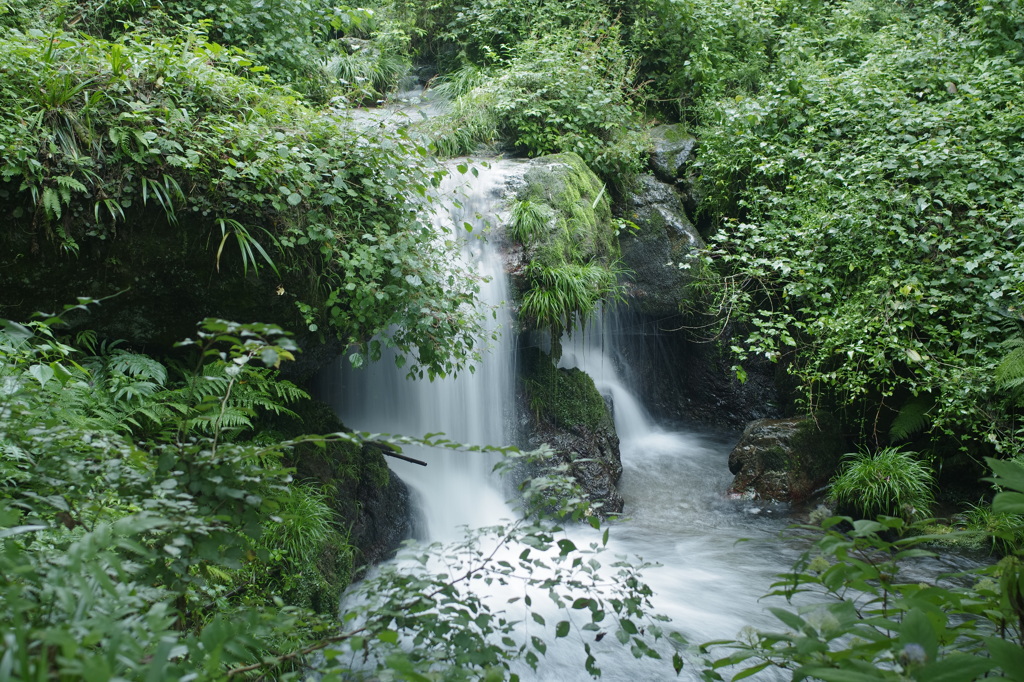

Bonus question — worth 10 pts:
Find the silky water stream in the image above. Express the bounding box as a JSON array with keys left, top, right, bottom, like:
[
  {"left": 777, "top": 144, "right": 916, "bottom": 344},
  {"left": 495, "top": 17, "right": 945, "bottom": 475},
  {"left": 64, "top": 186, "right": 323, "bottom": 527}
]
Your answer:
[{"left": 318, "top": 161, "right": 975, "bottom": 679}]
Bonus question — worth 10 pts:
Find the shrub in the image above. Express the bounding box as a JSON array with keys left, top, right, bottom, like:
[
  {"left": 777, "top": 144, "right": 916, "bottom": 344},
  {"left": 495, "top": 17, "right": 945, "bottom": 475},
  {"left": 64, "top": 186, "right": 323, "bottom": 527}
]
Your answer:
[
  {"left": 697, "top": 1, "right": 1024, "bottom": 453},
  {"left": 829, "top": 447, "right": 935, "bottom": 520},
  {"left": 960, "top": 502, "right": 1024, "bottom": 556},
  {"left": 0, "top": 25, "right": 484, "bottom": 378},
  {"left": 424, "top": 26, "right": 648, "bottom": 183}
]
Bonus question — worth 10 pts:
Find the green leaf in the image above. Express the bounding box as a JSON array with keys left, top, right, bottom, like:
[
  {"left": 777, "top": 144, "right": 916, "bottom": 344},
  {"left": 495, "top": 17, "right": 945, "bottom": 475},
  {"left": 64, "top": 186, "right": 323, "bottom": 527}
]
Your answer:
[
  {"left": 377, "top": 629, "right": 399, "bottom": 645},
  {"left": 899, "top": 608, "right": 938, "bottom": 663},
  {"left": 993, "top": 492, "right": 1024, "bottom": 515},
  {"left": 733, "top": 661, "right": 771, "bottom": 680},
  {"left": 985, "top": 638, "right": 1024, "bottom": 681},
  {"left": 768, "top": 607, "right": 806, "bottom": 632},
  {"left": 913, "top": 654, "right": 995, "bottom": 682},
  {"left": 986, "top": 459, "right": 1024, "bottom": 495},
  {"left": 555, "top": 621, "right": 570, "bottom": 638},
  {"left": 794, "top": 667, "right": 893, "bottom": 682},
  {"left": 287, "top": 192, "right": 302, "bottom": 206},
  {"left": 28, "top": 364, "right": 54, "bottom": 387}
]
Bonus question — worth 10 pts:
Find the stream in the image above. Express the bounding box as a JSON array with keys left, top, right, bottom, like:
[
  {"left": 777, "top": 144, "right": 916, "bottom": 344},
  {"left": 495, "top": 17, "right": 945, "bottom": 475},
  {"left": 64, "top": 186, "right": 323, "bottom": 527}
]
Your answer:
[{"left": 318, "top": 159, "right": 982, "bottom": 679}]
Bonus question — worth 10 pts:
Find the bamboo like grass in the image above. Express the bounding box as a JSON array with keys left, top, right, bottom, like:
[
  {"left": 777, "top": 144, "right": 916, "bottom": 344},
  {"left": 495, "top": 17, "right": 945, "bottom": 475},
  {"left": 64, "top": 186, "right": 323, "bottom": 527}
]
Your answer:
[{"left": 829, "top": 447, "right": 935, "bottom": 520}]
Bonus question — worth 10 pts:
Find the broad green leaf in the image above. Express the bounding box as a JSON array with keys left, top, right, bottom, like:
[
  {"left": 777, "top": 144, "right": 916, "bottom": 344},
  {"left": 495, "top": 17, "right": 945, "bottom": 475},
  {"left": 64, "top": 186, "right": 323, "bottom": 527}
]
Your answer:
[{"left": 913, "top": 654, "right": 995, "bottom": 682}]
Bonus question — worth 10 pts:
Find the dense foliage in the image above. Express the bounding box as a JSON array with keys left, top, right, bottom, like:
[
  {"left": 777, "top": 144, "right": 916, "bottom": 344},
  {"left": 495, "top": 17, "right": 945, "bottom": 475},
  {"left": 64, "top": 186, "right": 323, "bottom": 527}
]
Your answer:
[
  {"left": 0, "top": 10, "right": 484, "bottom": 378},
  {"left": 0, "top": 312, "right": 682, "bottom": 679},
  {"left": 4, "top": 0, "right": 1024, "bottom": 679},
  {"left": 689, "top": 0, "right": 1024, "bottom": 460},
  {"left": 704, "top": 456, "right": 1024, "bottom": 681}
]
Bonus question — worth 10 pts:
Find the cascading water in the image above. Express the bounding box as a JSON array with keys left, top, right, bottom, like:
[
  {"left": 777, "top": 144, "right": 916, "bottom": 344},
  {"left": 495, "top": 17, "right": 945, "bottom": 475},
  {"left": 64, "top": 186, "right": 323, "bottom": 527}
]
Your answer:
[
  {"left": 322, "top": 159, "right": 805, "bottom": 678},
  {"left": 322, "top": 159, "right": 983, "bottom": 679},
  {"left": 324, "top": 159, "right": 525, "bottom": 541}
]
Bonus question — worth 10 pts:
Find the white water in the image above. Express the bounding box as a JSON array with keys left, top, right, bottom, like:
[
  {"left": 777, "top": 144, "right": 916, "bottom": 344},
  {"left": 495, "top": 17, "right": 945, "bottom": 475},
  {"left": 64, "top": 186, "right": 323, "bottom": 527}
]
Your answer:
[
  {"left": 322, "top": 159, "right": 990, "bottom": 679},
  {"left": 319, "top": 160, "right": 814, "bottom": 678},
  {"left": 327, "top": 159, "right": 523, "bottom": 542}
]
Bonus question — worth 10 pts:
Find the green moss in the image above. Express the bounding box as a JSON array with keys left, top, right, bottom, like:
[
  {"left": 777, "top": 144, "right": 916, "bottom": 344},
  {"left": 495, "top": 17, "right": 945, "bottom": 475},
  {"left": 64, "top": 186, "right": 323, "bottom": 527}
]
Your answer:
[
  {"left": 521, "top": 347, "right": 611, "bottom": 432},
  {"left": 360, "top": 445, "right": 392, "bottom": 489},
  {"left": 511, "top": 153, "right": 625, "bottom": 356},
  {"left": 516, "top": 152, "right": 616, "bottom": 268},
  {"left": 791, "top": 412, "right": 844, "bottom": 478},
  {"left": 761, "top": 446, "right": 789, "bottom": 471}
]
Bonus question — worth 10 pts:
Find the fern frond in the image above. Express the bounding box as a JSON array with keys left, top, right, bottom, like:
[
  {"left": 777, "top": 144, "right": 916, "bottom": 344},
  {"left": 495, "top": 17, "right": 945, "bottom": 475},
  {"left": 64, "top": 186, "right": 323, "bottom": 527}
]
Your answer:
[
  {"left": 107, "top": 351, "right": 168, "bottom": 385},
  {"left": 890, "top": 394, "right": 935, "bottom": 441},
  {"left": 996, "top": 336, "right": 1024, "bottom": 391}
]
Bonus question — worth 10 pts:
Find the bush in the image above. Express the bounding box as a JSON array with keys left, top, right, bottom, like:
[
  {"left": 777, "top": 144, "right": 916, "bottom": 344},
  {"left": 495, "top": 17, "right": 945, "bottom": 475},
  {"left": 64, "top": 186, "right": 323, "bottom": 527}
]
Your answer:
[
  {"left": 696, "top": 1, "right": 1024, "bottom": 453},
  {"left": 0, "top": 24, "right": 483, "bottom": 378},
  {"left": 703, "top": 510, "right": 1024, "bottom": 680},
  {"left": 0, "top": 314, "right": 682, "bottom": 680},
  {"left": 424, "top": 26, "right": 648, "bottom": 183},
  {"left": 829, "top": 447, "right": 936, "bottom": 520},
  {"left": 960, "top": 502, "right": 1024, "bottom": 556}
]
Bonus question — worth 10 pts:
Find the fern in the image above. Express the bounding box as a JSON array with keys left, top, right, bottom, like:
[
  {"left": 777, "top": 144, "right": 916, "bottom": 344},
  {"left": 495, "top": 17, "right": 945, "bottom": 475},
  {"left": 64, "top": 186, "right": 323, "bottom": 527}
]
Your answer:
[
  {"left": 996, "top": 335, "right": 1024, "bottom": 392},
  {"left": 107, "top": 350, "right": 168, "bottom": 385},
  {"left": 172, "top": 363, "right": 308, "bottom": 437},
  {"left": 41, "top": 186, "right": 62, "bottom": 219},
  {"left": 889, "top": 394, "right": 934, "bottom": 441},
  {"left": 55, "top": 175, "right": 87, "bottom": 193}
]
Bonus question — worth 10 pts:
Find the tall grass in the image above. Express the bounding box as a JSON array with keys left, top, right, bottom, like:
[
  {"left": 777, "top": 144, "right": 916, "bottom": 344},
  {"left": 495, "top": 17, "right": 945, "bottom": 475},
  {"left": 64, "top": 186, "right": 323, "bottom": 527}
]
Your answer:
[{"left": 829, "top": 447, "right": 935, "bottom": 520}]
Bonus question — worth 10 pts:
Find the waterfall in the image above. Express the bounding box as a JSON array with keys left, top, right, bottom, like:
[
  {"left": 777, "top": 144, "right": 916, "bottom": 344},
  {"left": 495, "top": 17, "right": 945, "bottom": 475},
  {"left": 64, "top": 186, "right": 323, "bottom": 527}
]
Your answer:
[
  {"left": 324, "top": 159, "right": 524, "bottom": 542},
  {"left": 321, "top": 162, "right": 985, "bottom": 680}
]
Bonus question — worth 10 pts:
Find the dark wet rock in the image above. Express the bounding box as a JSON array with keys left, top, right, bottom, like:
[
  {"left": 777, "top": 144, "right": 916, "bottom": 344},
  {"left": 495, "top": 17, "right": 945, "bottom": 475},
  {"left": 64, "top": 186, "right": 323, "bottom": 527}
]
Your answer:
[
  {"left": 617, "top": 175, "right": 705, "bottom": 319},
  {"left": 649, "top": 124, "right": 697, "bottom": 184},
  {"left": 284, "top": 401, "right": 414, "bottom": 568},
  {"left": 610, "top": 316, "right": 784, "bottom": 430},
  {"left": 727, "top": 413, "right": 845, "bottom": 502},
  {"left": 518, "top": 347, "right": 624, "bottom": 515}
]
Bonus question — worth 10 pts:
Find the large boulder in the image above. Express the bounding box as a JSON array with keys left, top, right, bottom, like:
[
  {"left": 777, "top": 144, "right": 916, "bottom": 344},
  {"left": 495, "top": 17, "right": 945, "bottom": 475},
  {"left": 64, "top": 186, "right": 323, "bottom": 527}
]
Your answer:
[
  {"left": 519, "top": 347, "right": 624, "bottom": 515},
  {"left": 649, "top": 124, "right": 697, "bottom": 184},
  {"left": 727, "top": 413, "right": 845, "bottom": 503},
  {"left": 618, "top": 175, "right": 705, "bottom": 318},
  {"left": 504, "top": 152, "right": 617, "bottom": 297}
]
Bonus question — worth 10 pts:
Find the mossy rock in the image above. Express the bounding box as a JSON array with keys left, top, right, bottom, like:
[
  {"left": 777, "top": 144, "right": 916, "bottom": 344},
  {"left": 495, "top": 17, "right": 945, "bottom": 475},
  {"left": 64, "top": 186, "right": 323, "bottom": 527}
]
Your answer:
[
  {"left": 649, "top": 124, "right": 697, "bottom": 184},
  {"left": 505, "top": 153, "right": 621, "bottom": 310},
  {"left": 521, "top": 347, "right": 613, "bottom": 433},
  {"left": 727, "top": 412, "right": 845, "bottom": 503},
  {"left": 273, "top": 399, "right": 412, "bottom": 573},
  {"left": 519, "top": 347, "right": 623, "bottom": 514},
  {"left": 617, "top": 175, "right": 705, "bottom": 318},
  {"left": 513, "top": 152, "right": 616, "bottom": 268},
  {"left": 0, "top": 209, "right": 306, "bottom": 353}
]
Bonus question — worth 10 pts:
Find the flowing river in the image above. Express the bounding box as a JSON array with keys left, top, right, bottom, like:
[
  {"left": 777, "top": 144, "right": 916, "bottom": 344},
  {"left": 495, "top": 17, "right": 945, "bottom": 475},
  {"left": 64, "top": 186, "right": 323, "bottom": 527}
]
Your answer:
[{"left": 318, "top": 159, "right": 979, "bottom": 679}]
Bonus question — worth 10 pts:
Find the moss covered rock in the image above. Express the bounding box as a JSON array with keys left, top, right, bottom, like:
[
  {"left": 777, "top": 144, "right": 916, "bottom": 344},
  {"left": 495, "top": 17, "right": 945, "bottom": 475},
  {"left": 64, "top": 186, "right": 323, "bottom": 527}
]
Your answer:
[
  {"left": 507, "top": 152, "right": 616, "bottom": 272},
  {"left": 503, "top": 153, "right": 623, "bottom": 358},
  {"left": 649, "top": 124, "right": 697, "bottom": 185},
  {"left": 278, "top": 400, "right": 413, "bottom": 574},
  {"left": 617, "top": 175, "right": 705, "bottom": 319},
  {"left": 727, "top": 413, "right": 845, "bottom": 503},
  {"left": 519, "top": 347, "right": 623, "bottom": 514}
]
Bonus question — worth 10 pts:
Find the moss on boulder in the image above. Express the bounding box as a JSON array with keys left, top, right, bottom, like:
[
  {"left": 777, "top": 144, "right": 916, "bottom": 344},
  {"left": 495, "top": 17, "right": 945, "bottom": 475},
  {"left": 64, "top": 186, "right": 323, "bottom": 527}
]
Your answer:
[
  {"left": 519, "top": 347, "right": 623, "bottom": 514},
  {"left": 509, "top": 152, "right": 616, "bottom": 272},
  {"left": 617, "top": 175, "right": 705, "bottom": 318},
  {"left": 276, "top": 399, "right": 413, "bottom": 579},
  {"left": 727, "top": 412, "right": 845, "bottom": 503}
]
